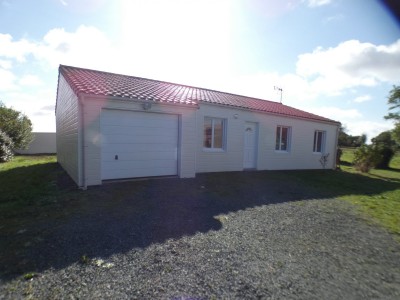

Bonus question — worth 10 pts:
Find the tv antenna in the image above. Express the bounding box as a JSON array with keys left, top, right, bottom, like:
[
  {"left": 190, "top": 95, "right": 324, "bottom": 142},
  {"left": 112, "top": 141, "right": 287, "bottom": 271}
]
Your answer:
[{"left": 274, "top": 86, "right": 283, "bottom": 104}]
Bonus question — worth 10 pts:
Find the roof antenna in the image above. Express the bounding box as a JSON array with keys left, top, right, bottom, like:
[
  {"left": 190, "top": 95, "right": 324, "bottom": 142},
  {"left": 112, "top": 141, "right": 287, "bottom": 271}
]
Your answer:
[{"left": 274, "top": 86, "right": 283, "bottom": 104}]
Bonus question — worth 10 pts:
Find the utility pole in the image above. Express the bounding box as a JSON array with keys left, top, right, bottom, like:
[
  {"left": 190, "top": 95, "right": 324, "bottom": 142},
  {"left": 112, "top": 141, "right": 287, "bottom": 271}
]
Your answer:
[{"left": 274, "top": 86, "right": 283, "bottom": 104}]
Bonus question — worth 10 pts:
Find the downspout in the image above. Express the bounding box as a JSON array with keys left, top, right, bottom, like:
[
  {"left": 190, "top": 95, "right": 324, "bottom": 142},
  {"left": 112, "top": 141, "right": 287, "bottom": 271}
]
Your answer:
[
  {"left": 78, "top": 96, "right": 87, "bottom": 189},
  {"left": 194, "top": 105, "right": 199, "bottom": 177}
]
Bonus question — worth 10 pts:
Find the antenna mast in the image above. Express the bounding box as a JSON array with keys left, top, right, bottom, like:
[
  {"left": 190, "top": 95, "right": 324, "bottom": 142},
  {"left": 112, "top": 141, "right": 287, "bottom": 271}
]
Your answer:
[{"left": 274, "top": 86, "right": 283, "bottom": 104}]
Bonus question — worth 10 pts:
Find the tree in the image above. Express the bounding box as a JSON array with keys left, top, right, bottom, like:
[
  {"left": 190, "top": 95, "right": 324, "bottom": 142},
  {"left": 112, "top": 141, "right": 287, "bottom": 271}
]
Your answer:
[
  {"left": 384, "top": 85, "right": 400, "bottom": 121},
  {"left": 392, "top": 123, "right": 400, "bottom": 146},
  {"left": 358, "top": 134, "right": 367, "bottom": 146},
  {"left": 0, "top": 102, "right": 34, "bottom": 150},
  {"left": 0, "top": 129, "right": 14, "bottom": 162},
  {"left": 337, "top": 126, "right": 367, "bottom": 147},
  {"left": 338, "top": 126, "right": 349, "bottom": 147},
  {"left": 371, "top": 131, "right": 396, "bottom": 169}
]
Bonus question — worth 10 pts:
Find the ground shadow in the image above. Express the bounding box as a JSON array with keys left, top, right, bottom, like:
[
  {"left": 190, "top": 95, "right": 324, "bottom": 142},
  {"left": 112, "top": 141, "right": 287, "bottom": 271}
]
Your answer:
[{"left": 1, "top": 164, "right": 399, "bottom": 281}]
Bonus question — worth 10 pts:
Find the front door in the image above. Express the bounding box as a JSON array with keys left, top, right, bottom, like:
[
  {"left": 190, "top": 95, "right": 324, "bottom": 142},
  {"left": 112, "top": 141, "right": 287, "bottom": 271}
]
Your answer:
[{"left": 243, "top": 122, "right": 257, "bottom": 169}]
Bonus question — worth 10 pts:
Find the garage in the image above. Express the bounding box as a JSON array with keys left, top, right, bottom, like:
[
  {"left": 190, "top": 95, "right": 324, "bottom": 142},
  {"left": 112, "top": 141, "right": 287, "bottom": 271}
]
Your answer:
[{"left": 101, "top": 109, "right": 179, "bottom": 180}]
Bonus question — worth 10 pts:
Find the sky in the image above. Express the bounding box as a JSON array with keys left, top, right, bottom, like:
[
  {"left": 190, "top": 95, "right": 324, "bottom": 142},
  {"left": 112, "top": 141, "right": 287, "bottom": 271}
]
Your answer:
[{"left": 0, "top": 0, "right": 399, "bottom": 141}]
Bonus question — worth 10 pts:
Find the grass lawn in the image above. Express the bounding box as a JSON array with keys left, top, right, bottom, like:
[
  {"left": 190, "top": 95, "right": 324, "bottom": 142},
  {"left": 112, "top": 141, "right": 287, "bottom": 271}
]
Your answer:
[
  {"left": 0, "top": 153, "right": 399, "bottom": 238},
  {"left": 0, "top": 156, "right": 59, "bottom": 213},
  {"left": 337, "top": 148, "right": 400, "bottom": 235}
]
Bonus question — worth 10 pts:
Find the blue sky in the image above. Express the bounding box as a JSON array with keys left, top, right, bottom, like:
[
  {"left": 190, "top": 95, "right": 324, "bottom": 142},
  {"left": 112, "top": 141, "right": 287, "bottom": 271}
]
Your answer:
[{"left": 0, "top": 0, "right": 399, "bottom": 141}]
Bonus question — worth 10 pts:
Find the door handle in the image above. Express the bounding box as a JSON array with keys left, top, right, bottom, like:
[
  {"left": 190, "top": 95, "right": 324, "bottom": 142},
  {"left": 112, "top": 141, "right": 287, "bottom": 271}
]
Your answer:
[{"left": 115, "top": 155, "right": 118, "bottom": 160}]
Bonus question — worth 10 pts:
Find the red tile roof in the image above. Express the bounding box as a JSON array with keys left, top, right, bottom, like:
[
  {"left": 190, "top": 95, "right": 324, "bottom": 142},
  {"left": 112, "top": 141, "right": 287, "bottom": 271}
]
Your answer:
[{"left": 59, "top": 65, "right": 339, "bottom": 124}]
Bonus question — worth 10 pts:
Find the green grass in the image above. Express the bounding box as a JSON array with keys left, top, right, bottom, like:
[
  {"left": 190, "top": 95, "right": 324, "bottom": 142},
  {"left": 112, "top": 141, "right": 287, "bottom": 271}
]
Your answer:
[
  {"left": 0, "top": 155, "right": 60, "bottom": 213},
  {"left": 0, "top": 153, "right": 399, "bottom": 238},
  {"left": 337, "top": 148, "right": 400, "bottom": 235}
]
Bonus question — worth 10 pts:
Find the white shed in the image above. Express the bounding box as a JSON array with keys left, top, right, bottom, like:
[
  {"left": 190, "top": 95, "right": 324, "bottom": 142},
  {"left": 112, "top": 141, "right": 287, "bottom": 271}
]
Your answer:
[{"left": 56, "top": 65, "right": 340, "bottom": 188}]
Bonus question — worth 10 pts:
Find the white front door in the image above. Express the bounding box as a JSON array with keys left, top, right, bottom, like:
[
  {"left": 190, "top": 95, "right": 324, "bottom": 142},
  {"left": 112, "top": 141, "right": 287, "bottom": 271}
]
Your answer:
[{"left": 243, "top": 122, "right": 257, "bottom": 169}]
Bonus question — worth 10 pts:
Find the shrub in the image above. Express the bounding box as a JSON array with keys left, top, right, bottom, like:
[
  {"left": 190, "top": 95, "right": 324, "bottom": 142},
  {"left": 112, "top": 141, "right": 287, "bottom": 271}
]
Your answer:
[
  {"left": 0, "top": 102, "right": 34, "bottom": 150},
  {"left": 353, "top": 145, "right": 381, "bottom": 173},
  {"left": 371, "top": 131, "right": 396, "bottom": 169},
  {"left": 0, "top": 129, "right": 14, "bottom": 162},
  {"left": 375, "top": 145, "right": 395, "bottom": 169}
]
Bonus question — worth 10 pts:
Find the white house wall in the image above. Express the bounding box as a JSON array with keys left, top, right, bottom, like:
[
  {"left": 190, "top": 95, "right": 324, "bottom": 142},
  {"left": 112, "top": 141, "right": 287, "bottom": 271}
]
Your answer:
[
  {"left": 16, "top": 132, "right": 56, "bottom": 154},
  {"left": 56, "top": 74, "right": 81, "bottom": 186},
  {"left": 196, "top": 103, "right": 339, "bottom": 173},
  {"left": 80, "top": 97, "right": 197, "bottom": 186}
]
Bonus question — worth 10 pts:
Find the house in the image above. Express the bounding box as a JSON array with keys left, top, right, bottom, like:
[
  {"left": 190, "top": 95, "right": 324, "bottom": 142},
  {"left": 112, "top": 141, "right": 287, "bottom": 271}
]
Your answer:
[{"left": 56, "top": 65, "right": 340, "bottom": 188}]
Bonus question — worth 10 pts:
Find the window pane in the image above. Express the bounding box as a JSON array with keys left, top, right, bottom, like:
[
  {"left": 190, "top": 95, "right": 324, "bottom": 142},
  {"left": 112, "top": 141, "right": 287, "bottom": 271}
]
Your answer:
[
  {"left": 281, "top": 127, "right": 288, "bottom": 151},
  {"left": 317, "top": 131, "right": 322, "bottom": 152},
  {"left": 275, "top": 127, "right": 281, "bottom": 150},
  {"left": 313, "top": 131, "right": 317, "bottom": 152},
  {"left": 213, "top": 119, "right": 223, "bottom": 148},
  {"left": 314, "top": 131, "right": 323, "bottom": 152},
  {"left": 204, "top": 118, "right": 212, "bottom": 148}
]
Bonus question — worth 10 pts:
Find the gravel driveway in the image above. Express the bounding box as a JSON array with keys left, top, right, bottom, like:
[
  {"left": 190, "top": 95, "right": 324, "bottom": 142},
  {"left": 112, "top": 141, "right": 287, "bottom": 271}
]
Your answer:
[{"left": 1, "top": 171, "right": 400, "bottom": 299}]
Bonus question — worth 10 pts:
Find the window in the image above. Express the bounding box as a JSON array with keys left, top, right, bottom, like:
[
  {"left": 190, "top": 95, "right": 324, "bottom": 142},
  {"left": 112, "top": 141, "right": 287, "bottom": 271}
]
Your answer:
[
  {"left": 313, "top": 130, "right": 326, "bottom": 153},
  {"left": 275, "top": 126, "right": 291, "bottom": 151},
  {"left": 204, "top": 117, "right": 225, "bottom": 150}
]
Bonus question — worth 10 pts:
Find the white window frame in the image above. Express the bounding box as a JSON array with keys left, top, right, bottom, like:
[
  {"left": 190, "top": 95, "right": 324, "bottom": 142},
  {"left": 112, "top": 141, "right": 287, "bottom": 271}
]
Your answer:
[
  {"left": 275, "top": 125, "right": 291, "bottom": 152},
  {"left": 313, "top": 130, "right": 326, "bottom": 153},
  {"left": 203, "top": 117, "right": 226, "bottom": 151}
]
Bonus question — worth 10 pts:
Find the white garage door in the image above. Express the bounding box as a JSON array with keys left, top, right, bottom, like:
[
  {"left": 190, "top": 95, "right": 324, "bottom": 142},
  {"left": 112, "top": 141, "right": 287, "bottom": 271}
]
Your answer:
[{"left": 101, "top": 110, "right": 178, "bottom": 180}]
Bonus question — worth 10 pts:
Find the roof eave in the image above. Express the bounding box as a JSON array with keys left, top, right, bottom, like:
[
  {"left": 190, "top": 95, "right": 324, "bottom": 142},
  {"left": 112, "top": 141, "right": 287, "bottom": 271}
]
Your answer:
[{"left": 200, "top": 101, "right": 341, "bottom": 125}]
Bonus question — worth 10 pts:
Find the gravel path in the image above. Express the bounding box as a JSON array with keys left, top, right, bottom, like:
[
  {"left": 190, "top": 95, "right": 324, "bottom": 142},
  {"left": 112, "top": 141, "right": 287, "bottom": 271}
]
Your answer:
[{"left": 1, "top": 173, "right": 400, "bottom": 299}]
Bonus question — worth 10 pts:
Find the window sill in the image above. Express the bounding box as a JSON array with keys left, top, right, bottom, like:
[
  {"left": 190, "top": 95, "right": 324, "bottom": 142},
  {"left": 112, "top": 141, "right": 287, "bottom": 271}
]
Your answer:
[
  {"left": 203, "top": 148, "right": 225, "bottom": 153},
  {"left": 275, "top": 150, "right": 290, "bottom": 154}
]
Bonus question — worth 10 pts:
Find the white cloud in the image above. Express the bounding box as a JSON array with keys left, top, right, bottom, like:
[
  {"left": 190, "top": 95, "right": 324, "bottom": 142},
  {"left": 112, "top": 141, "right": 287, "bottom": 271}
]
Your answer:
[
  {"left": 0, "top": 59, "right": 12, "bottom": 69},
  {"left": 354, "top": 95, "right": 372, "bottom": 103},
  {"left": 0, "top": 67, "right": 17, "bottom": 91},
  {"left": 19, "top": 74, "right": 43, "bottom": 87},
  {"left": 218, "top": 39, "right": 400, "bottom": 108},
  {"left": 307, "top": 0, "right": 331, "bottom": 7},
  {"left": 33, "top": 25, "right": 114, "bottom": 70},
  {"left": 306, "top": 106, "right": 362, "bottom": 122},
  {"left": 0, "top": 33, "right": 35, "bottom": 62},
  {"left": 296, "top": 40, "right": 400, "bottom": 97}
]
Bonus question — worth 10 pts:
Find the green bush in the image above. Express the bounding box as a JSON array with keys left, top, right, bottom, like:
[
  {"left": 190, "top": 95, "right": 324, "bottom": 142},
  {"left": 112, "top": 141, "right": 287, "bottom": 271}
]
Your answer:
[
  {"left": 371, "top": 131, "right": 396, "bottom": 169},
  {"left": 0, "top": 129, "right": 14, "bottom": 162},
  {"left": 353, "top": 145, "right": 381, "bottom": 173},
  {"left": 375, "top": 145, "right": 395, "bottom": 169}
]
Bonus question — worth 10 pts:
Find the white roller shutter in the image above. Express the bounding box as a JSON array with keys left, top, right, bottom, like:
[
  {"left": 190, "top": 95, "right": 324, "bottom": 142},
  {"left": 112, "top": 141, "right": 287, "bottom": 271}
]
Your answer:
[{"left": 101, "top": 110, "right": 178, "bottom": 180}]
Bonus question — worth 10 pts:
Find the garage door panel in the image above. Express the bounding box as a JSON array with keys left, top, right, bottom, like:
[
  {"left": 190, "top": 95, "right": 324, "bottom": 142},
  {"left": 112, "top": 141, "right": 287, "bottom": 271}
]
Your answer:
[
  {"left": 104, "top": 167, "right": 176, "bottom": 179},
  {"left": 102, "top": 150, "right": 177, "bottom": 161},
  {"left": 102, "top": 134, "right": 177, "bottom": 145},
  {"left": 102, "top": 111, "right": 177, "bottom": 126},
  {"left": 102, "top": 143, "right": 177, "bottom": 153},
  {"left": 101, "top": 110, "right": 178, "bottom": 180},
  {"left": 101, "top": 123, "right": 177, "bottom": 134},
  {"left": 102, "top": 159, "right": 177, "bottom": 170}
]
